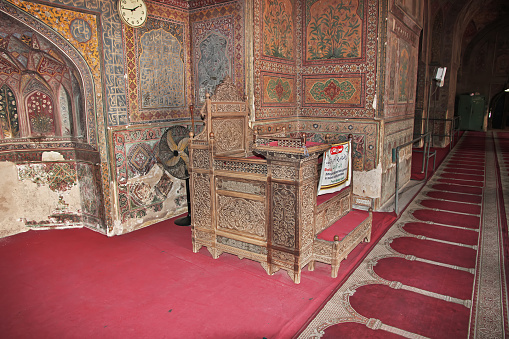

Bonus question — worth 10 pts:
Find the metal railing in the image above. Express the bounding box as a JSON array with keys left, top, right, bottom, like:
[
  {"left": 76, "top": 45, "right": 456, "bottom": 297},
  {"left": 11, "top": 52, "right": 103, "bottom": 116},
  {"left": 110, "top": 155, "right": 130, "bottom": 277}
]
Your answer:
[
  {"left": 392, "top": 132, "right": 432, "bottom": 215},
  {"left": 414, "top": 116, "right": 461, "bottom": 149}
]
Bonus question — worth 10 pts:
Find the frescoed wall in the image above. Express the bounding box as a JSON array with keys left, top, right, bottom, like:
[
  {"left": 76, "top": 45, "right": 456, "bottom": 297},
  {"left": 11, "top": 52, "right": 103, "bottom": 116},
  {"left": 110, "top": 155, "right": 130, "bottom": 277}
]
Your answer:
[
  {"left": 0, "top": 0, "right": 246, "bottom": 237},
  {"left": 379, "top": 5, "right": 421, "bottom": 207},
  {"left": 304, "top": 0, "right": 363, "bottom": 62},
  {"left": 190, "top": 1, "right": 245, "bottom": 105},
  {"left": 0, "top": 0, "right": 425, "bottom": 235},
  {"left": 253, "top": 0, "right": 297, "bottom": 123},
  {"left": 252, "top": 0, "right": 383, "bottom": 208}
]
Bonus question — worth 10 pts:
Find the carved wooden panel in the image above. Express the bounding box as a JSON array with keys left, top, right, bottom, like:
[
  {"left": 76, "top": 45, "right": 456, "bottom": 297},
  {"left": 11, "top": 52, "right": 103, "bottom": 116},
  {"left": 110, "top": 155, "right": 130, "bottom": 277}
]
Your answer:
[
  {"left": 302, "top": 161, "right": 316, "bottom": 180},
  {"left": 313, "top": 239, "right": 334, "bottom": 264},
  {"left": 315, "top": 187, "right": 351, "bottom": 234},
  {"left": 211, "top": 103, "right": 247, "bottom": 113},
  {"left": 212, "top": 118, "right": 244, "bottom": 154},
  {"left": 271, "top": 165, "right": 298, "bottom": 180},
  {"left": 216, "top": 177, "right": 266, "bottom": 196},
  {"left": 216, "top": 235, "right": 268, "bottom": 255},
  {"left": 214, "top": 159, "right": 268, "bottom": 175},
  {"left": 272, "top": 249, "right": 294, "bottom": 262},
  {"left": 194, "top": 229, "right": 213, "bottom": 242},
  {"left": 316, "top": 196, "right": 343, "bottom": 234},
  {"left": 300, "top": 182, "right": 315, "bottom": 248},
  {"left": 192, "top": 172, "right": 212, "bottom": 229},
  {"left": 341, "top": 193, "right": 351, "bottom": 211},
  {"left": 211, "top": 76, "right": 244, "bottom": 102},
  {"left": 192, "top": 149, "right": 211, "bottom": 169},
  {"left": 272, "top": 182, "right": 296, "bottom": 248},
  {"left": 217, "top": 195, "right": 266, "bottom": 238}
]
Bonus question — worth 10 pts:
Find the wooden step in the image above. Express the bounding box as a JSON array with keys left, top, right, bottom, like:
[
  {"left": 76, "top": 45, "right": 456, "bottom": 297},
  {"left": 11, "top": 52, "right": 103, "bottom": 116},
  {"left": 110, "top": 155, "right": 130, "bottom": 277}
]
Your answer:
[{"left": 317, "top": 209, "right": 371, "bottom": 242}]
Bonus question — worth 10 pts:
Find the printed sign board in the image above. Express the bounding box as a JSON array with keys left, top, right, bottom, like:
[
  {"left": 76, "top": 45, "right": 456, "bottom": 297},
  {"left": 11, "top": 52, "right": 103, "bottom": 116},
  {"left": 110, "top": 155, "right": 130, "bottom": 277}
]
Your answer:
[{"left": 317, "top": 140, "right": 351, "bottom": 195}]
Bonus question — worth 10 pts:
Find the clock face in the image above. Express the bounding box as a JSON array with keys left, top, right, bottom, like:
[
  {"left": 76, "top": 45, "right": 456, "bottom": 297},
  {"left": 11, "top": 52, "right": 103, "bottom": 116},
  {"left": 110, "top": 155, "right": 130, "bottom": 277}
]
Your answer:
[{"left": 118, "top": 0, "right": 147, "bottom": 28}]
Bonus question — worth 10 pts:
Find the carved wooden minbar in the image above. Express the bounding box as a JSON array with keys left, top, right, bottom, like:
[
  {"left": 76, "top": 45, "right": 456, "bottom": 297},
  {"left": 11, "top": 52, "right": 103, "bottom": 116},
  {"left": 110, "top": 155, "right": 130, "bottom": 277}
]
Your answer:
[{"left": 189, "top": 81, "right": 372, "bottom": 283}]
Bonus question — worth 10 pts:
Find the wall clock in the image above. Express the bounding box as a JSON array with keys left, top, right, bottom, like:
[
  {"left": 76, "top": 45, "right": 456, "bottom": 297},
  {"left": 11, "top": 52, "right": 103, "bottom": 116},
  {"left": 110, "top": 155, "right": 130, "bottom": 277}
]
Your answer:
[{"left": 118, "top": 0, "right": 148, "bottom": 28}]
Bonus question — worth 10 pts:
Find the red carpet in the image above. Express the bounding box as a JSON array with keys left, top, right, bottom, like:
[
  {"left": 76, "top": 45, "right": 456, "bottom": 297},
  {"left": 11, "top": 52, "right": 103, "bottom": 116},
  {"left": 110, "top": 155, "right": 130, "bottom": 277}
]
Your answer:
[
  {"left": 444, "top": 164, "right": 484, "bottom": 171},
  {"left": 418, "top": 199, "right": 481, "bottom": 214},
  {"left": 373, "top": 257, "right": 474, "bottom": 300},
  {"left": 410, "top": 146, "right": 451, "bottom": 180},
  {"left": 440, "top": 172, "right": 484, "bottom": 181},
  {"left": 0, "top": 211, "right": 397, "bottom": 338},
  {"left": 411, "top": 209, "right": 480, "bottom": 229},
  {"left": 390, "top": 237, "right": 477, "bottom": 268},
  {"left": 322, "top": 321, "right": 403, "bottom": 338},
  {"left": 294, "top": 132, "right": 509, "bottom": 338},
  {"left": 431, "top": 183, "right": 483, "bottom": 195},
  {"left": 425, "top": 191, "right": 482, "bottom": 204},
  {"left": 442, "top": 167, "right": 484, "bottom": 175},
  {"left": 403, "top": 222, "right": 479, "bottom": 246},
  {"left": 436, "top": 177, "right": 484, "bottom": 187},
  {"left": 348, "top": 284, "right": 470, "bottom": 338}
]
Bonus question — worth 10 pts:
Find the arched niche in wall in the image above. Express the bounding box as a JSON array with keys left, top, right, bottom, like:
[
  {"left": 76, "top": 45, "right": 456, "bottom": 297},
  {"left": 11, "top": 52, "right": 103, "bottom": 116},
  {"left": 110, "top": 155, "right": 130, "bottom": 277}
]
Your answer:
[
  {"left": 0, "top": 7, "right": 105, "bottom": 232},
  {"left": 0, "top": 4, "right": 98, "bottom": 148},
  {"left": 0, "top": 23, "right": 88, "bottom": 142}
]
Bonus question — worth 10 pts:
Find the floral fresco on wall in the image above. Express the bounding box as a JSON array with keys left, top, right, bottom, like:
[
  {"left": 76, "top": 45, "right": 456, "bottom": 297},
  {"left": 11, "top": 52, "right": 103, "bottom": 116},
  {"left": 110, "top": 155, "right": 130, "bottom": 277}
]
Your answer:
[
  {"left": 304, "top": 76, "right": 363, "bottom": 106},
  {"left": 262, "top": 73, "right": 295, "bottom": 104},
  {"left": 305, "top": 0, "right": 363, "bottom": 61},
  {"left": 263, "top": 0, "right": 295, "bottom": 60}
]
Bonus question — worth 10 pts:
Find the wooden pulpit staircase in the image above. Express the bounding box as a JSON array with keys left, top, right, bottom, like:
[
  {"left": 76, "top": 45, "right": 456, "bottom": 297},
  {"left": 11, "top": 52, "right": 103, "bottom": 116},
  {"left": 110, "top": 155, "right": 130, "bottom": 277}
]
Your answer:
[{"left": 188, "top": 79, "right": 372, "bottom": 283}]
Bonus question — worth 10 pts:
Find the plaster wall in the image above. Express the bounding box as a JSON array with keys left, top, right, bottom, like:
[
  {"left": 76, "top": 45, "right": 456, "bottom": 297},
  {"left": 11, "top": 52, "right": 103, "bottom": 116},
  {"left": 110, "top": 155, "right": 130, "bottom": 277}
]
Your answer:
[{"left": 0, "top": 161, "right": 82, "bottom": 237}]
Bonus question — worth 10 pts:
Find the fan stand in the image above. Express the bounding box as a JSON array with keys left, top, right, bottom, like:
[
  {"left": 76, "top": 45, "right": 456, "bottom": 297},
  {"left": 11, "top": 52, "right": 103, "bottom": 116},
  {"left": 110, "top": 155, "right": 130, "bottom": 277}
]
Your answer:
[{"left": 174, "top": 177, "right": 191, "bottom": 226}]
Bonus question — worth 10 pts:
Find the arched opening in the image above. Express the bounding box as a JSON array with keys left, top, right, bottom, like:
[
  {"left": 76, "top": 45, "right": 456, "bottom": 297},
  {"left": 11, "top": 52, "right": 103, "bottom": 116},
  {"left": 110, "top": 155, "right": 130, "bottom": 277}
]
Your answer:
[
  {"left": 0, "top": 16, "right": 87, "bottom": 142},
  {"left": 0, "top": 9, "right": 104, "bottom": 233},
  {"left": 489, "top": 90, "right": 509, "bottom": 129}
]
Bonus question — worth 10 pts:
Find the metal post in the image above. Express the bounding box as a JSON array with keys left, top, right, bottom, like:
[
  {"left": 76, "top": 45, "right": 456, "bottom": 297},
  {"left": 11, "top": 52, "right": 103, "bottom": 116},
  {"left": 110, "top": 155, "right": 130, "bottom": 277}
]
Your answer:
[
  {"left": 395, "top": 147, "right": 400, "bottom": 214},
  {"left": 424, "top": 133, "right": 431, "bottom": 181}
]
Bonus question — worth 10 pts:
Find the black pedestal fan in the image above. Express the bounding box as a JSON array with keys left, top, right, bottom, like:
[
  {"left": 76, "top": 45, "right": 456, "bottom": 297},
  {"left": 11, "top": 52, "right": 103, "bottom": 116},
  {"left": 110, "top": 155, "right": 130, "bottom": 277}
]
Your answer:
[{"left": 158, "top": 125, "right": 191, "bottom": 226}]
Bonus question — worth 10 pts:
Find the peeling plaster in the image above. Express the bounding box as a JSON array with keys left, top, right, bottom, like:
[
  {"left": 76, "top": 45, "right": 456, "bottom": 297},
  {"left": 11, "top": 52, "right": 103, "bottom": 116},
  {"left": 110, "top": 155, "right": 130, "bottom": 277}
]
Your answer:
[
  {"left": 110, "top": 164, "right": 187, "bottom": 236},
  {"left": 353, "top": 162, "right": 382, "bottom": 199},
  {"left": 42, "top": 151, "right": 65, "bottom": 161},
  {"left": 0, "top": 162, "right": 82, "bottom": 238}
]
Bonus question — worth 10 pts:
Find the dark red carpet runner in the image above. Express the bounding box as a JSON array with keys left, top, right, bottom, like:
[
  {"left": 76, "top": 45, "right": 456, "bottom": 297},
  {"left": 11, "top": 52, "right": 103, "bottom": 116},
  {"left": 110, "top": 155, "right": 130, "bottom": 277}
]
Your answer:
[{"left": 299, "top": 131, "right": 508, "bottom": 338}]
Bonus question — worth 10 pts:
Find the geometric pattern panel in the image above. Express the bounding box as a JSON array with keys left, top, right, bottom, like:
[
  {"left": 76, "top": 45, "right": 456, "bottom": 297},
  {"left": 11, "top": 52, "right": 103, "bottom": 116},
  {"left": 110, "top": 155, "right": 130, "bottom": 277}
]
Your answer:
[
  {"left": 113, "top": 125, "right": 187, "bottom": 222},
  {"left": 126, "top": 142, "right": 156, "bottom": 177},
  {"left": 17, "top": 162, "right": 77, "bottom": 193}
]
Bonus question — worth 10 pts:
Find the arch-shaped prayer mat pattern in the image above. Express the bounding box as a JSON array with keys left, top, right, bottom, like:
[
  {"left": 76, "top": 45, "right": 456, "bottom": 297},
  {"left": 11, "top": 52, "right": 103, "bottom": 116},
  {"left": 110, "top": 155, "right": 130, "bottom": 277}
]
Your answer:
[
  {"left": 403, "top": 222, "right": 479, "bottom": 246},
  {"left": 390, "top": 237, "right": 477, "bottom": 268},
  {"left": 348, "top": 284, "right": 470, "bottom": 339},
  {"left": 299, "top": 132, "right": 508, "bottom": 339},
  {"left": 418, "top": 199, "right": 481, "bottom": 214},
  {"left": 425, "top": 191, "right": 482, "bottom": 204},
  {"left": 373, "top": 257, "right": 474, "bottom": 300},
  {"left": 436, "top": 178, "right": 484, "bottom": 187},
  {"left": 412, "top": 209, "right": 480, "bottom": 229},
  {"left": 431, "top": 183, "right": 483, "bottom": 195}
]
